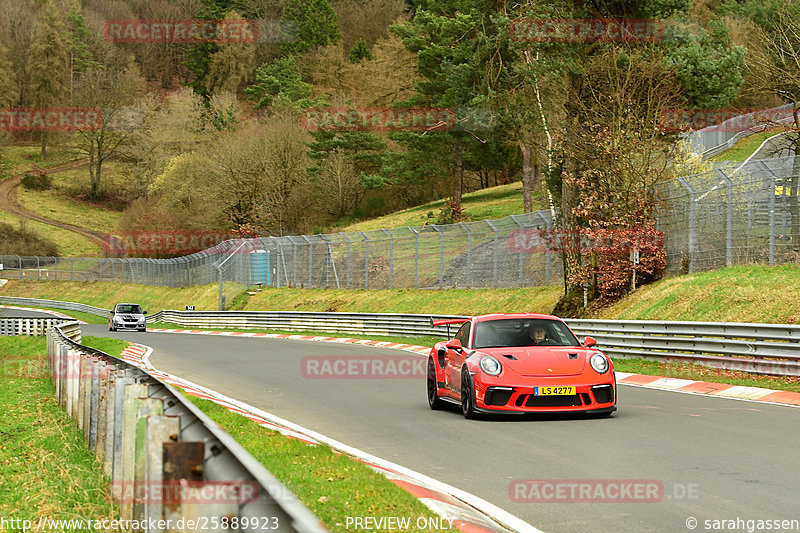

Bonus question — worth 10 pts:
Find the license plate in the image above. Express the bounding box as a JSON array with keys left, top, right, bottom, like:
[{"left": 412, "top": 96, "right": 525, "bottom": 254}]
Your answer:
[{"left": 535, "top": 386, "right": 576, "bottom": 396}]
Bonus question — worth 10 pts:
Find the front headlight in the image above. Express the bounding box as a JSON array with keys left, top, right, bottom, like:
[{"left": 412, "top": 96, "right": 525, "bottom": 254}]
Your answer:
[
  {"left": 590, "top": 353, "right": 609, "bottom": 374},
  {"left": 113, "top": 317, "right": 122, "bottom": 323},
  {"left": 479, "top": 356, "right": 502, "bottom": 376},
  {"left": 138, "top": 317, "right": 146, "bottom": 323}
]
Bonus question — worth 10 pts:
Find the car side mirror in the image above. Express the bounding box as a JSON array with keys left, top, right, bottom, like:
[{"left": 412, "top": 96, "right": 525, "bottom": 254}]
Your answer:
[
  {"left": 109, "top": 310, "right": 115, "bottom": 315},
  {"left": 143, "top": 311, "right": 148, "bottom": 315},
  {"left": 445, "top": 339, "right": 463, "bottom": 351},
  {"left": 584, "top": 336, "right": 597, "bottom": 348}
]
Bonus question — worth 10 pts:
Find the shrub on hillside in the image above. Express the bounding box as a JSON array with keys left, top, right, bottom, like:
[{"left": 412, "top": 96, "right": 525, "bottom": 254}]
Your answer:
[
  {"left": 20, "top": 171, "right": 51, "bottom": 190},
  {"left": 0, "top": 221, "right": 59, "bottom": 256}
]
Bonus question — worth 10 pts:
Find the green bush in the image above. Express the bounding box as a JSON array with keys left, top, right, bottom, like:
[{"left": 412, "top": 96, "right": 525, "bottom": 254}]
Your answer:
[{"left": 20, "top": 172, "right": 52, "bottom": 190}]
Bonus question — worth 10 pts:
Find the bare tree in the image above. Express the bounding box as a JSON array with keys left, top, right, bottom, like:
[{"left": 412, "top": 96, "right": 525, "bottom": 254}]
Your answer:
[{"left": 72, "top": 65, "right": 142, "bottom": 199}]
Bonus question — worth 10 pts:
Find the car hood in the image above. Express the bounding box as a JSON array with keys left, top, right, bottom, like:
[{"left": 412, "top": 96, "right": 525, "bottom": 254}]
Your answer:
[{"left": 479, "top": 346, "right": 587, "bottom": 377}]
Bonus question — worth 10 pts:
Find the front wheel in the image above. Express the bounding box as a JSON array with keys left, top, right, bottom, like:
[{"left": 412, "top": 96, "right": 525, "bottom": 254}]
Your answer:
[
  {"left": 461, "top": 369, "right": 477, "bottom": 419},
  {"left": 427, "top": 358, "right": 445, "bottom": 410}
]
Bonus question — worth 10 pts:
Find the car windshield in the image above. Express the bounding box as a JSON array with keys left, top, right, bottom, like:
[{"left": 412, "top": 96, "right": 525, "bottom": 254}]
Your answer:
[
  {"left": 472, "top": 319, "right": 580, "bottom": 349},
  {"left": 116, "top": 304, "right": 142, "bottom": 314}
]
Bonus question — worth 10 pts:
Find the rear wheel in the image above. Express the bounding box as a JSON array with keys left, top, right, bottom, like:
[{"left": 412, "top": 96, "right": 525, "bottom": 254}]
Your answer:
[
  {"left": 461, "top": 369, "right": 477, "bottom": 419},
  {"left": 427, "top": 358, "right": 445, "bottom": 410}
]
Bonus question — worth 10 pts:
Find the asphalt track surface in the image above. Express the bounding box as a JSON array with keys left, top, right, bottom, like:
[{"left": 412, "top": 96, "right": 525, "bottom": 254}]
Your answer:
[{"left": 75, "top": 325, "right": 800, "bottom": 533}]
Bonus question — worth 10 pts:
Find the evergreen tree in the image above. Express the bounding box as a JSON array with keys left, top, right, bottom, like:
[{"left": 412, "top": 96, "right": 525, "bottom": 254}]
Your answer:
[
  {"left": 0, "top": 45, "right": 18, "bottom": 107},
  {"left": 28, "top": 3, "right": 68, "bottom": 158},
  {"left": 281, "top": 0, "right": 341, "bottom": 54}
]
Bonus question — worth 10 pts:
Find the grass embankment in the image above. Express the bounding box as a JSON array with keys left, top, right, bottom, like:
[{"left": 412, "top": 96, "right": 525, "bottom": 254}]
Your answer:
[
  {"left": 1, "top": 145, "right": 82, "bottom": 177},
  {"left": 16, "top": 163, "right": 126, "bottom": 239},
  {"left": 340, "top": 181, "right": 533, "bottom": 232},
  {"left": 0, "top": 336, "right": 117, "bottom": 526},
  {"left": 598, "top": 264, "right": 800, "bottom": 324},
  {"left": 710, "top": 128, "right": 787, "bottom": 162},
  {"left": 0, "top": 212, "right": 99, "bottom": 257},
  {"left": 184, "top": 395, "right": 453, "bottom": 533}
]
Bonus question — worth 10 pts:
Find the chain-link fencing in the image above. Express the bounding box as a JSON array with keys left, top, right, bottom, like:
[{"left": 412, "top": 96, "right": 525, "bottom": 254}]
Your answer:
[
  {"left": 655, "top": 155, "right": 800, "bottom": 273},
  {"left": 2, "top": 154, "right": 799, "bottom": 293},
  {"left": 0, "top": 210, "right": 564, "bottom": 292}
]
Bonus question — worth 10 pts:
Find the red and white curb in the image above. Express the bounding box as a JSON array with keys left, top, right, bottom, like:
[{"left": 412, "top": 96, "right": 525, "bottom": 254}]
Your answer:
[
  {"left": 616, "top": 372, "right": 800, "bottom": 407},
  {"left": 119, "top": 343, "right": 536, "bottom": 533},
  {"left": 147, "top": 328, "right": 800, "bottom": 409}
]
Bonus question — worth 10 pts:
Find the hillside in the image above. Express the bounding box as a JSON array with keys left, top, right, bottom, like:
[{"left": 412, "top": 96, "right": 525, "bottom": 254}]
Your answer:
[
  {"left": 2, "top": 264, "right": 799, "bottom": 324},
  {"left": 340, "top": 182, "right": 534, "bottom": 232}
]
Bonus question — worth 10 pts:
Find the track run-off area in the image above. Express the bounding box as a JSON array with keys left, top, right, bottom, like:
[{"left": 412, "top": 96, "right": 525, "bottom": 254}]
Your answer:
[{"left": 77, "top": 323, "right": 800, "bottom": 533}]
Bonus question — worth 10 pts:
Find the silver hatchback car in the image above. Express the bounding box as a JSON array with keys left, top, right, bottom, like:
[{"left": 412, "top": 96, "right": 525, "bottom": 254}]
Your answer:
[{"left": 109, "top": 303, "right": 147, "bottom": 332}]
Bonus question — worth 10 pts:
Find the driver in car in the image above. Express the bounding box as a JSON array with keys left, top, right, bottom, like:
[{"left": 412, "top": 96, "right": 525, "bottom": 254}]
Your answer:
[{"left": 527, "top": 326, "right": 547, "bottom": 345}]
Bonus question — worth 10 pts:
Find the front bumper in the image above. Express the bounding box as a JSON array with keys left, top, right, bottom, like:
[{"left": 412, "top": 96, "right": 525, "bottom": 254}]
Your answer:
[{"left": 474, "top": 377, "right": 616, "bottom": 413}]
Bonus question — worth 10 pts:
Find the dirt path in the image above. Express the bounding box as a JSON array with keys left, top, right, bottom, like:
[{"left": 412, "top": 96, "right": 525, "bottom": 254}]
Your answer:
[{"left": 0, "top": 158, "right": 111, "bottom": 255}]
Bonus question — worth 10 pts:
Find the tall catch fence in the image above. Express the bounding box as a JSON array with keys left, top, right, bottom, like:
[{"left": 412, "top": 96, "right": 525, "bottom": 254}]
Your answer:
[
  {"left": 655, "top": 155, "right": 800, "bottom": 273},
  {"left": 685, "top": 102, "right": 795, "bottom": 159},
  {"left": 1, "top": 151, "right": 799, "bottom": 289},
  {"left": 0, "top": 211, "right": 562, "bottom": 290}
]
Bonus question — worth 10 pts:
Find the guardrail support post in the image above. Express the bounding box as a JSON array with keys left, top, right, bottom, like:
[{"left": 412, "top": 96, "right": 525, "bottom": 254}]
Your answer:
[
  {"left": 133, "top": 397, "right": 165, "bottom": 526},
  {"left": 162, "top": 442, "right": 205, "bottom": 531},
  {"left": 144, "top": 415, "right": 181, "bottom": 530},
  {"left": 121, "top": 383, "right": 150, "bottom": 521}
]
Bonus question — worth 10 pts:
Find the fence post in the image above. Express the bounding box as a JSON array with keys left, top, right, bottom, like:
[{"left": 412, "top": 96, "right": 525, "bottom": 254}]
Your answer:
[
  {"left": 301, "top": 235, "right": 313, "bottom": 288},
  {"left": 339, "top": 232, "right": 351, "bottom": 288},
  {"left": 359, "top": 231, "right": 370, "bottom": 289},
  {"left": 677, "top": 177, "right": 696, "bottom": 273},
  {"left": 458, "top": 222, "right": 472, "bottom": 288},
  {"left": 382, "top": 229, "right": 393, "bottom": 289},
  {"left": 432, "top": 225, "right": 444, "bottom": 288},
  {"left": 510, "top": 215, "right": 525, "bottom": 285},
  {"left": 769, "top": 172, "right": 776, "bottom": 265},
  {"left": 716, "top": 170, "right": 734, "bottom": 267},
  {"left": 535, "top": 212, "right": 551, "bottom": 284},
  {"left": 486, "top": 220, "right": 499, "bottom": 288},
  {"left": 408, "top": 227, "right": 419, "bottom": 289}
]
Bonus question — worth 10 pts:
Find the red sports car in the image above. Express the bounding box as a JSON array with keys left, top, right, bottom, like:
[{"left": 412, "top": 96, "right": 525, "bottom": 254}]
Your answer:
[{"left": 427, "top": 313, "right": 616, "bottom": 418}]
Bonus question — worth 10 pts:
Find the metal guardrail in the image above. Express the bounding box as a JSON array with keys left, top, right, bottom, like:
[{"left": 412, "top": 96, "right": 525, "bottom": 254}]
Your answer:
[
  {"left": 148, "top": 310, "right": 468, "bottom": 338},
  {"left": 0, "top": 296, "right": 110, "bottom": 318},
  {"left": 46, "top": 321, "right": 326, "bottom": 532},
  {"left": 0, "top": 317, "right": 71, "bottom": 337},
  {"left": 6, "top": 296, "right": 800, "bottom": 376},
  {"left": 153, "top": 310, "right": 800, "bottom": 377}
]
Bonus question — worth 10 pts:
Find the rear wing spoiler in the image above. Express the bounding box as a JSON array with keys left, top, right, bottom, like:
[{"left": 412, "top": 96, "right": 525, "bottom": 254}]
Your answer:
[{"left": 430, "top": 318, "right": 470, "bottom": 327}]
